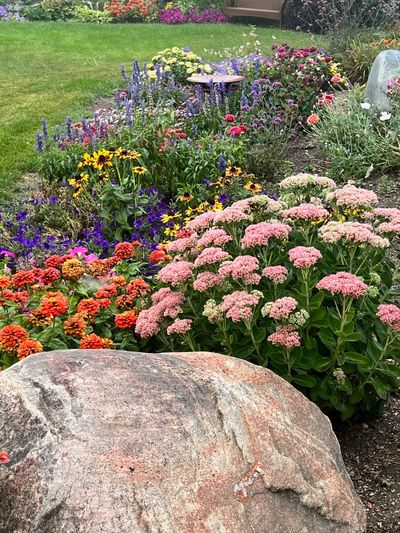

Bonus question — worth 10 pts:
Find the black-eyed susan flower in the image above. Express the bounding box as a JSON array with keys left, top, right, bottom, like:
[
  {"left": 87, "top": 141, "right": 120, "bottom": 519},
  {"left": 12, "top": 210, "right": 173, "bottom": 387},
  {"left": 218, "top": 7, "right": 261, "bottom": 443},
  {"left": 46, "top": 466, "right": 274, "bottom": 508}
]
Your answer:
[
  {"left": 69, "top": 173, "right": 89, "bottom": 197},
  {"left": 78, "top": 153, "right": 94, "bottom": 168},
  {"left": 225, "top": 166, "right": 242, "bottom": 178},
  {"left": 92, "top": 149, "right": 113, "bottom": 170},
  {"left": 178, "top": 192, "right": 194, "bottom": 202},
  {"left": 244, "top": 182, "right": 262, "bottom": 194},
  {"left": 132, "top": 166, "right": 147, "bottom": 174}
]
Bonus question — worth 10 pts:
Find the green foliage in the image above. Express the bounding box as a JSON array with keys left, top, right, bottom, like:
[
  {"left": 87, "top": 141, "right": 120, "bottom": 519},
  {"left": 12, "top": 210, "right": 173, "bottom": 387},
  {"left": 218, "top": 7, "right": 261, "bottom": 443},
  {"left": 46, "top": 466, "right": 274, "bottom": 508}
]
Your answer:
[{"left": 73, "top": 5, "right": 112, "bottom": 22}]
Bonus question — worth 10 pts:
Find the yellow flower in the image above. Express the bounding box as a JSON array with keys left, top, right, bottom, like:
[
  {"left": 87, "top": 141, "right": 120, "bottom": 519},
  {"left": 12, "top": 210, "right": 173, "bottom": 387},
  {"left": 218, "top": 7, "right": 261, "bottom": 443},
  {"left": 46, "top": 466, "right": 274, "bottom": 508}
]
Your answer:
[
  {"left": 225, "top": 166, "right": 242, "bottom": 177},
  {"left": 116, "top": 148, "right": 142, "bottom": 160},
  {"left": 178, "top": 192, "right": 194, "bottom": 202},
  {"left": 92, "top": 149, "right": 113, "bottom": 170},
  {"left": 78, "top": 153, "right": 94, "bottom": 168},
  {"left": 212, "top": 200, "right": 223, "bottom": 211},
  {"left": 244, "top": 182, "right": 262, "bottom": 194},
  {"left": 164, "top": 224, "right": 181, "bottom": 237},
  {"left": 132, "top": 166, "right": 147, "bottom": 174},
  {"left": 161, "top": 213, "right": 182, "bottom": 223}
]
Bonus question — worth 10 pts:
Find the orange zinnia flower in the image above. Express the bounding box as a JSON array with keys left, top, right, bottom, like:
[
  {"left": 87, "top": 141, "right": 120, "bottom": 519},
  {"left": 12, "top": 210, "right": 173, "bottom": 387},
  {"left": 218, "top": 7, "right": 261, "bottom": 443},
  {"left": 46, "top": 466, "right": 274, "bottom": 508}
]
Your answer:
[
  {"left": 77, "top": 298, "right": 101, "bottom": 317},
  {"left": 40, "top": 291, "right": 68, "bottom": 318},
  {"left": 41, "top": 267, "right": 61, "bottom": 286},
  {"left": 87, "top": 259, "right": 110, "bottom": 277},
  {"left": 80, "top": 333, "right": 104, "bottom": 349},
  {"left": 0, "top": 276, "right": 11, "bottom": 289},
  {"left": 306, "top": 114, "right": 320, "bottom": 126},
  {"left": 115, "top": 310, "right": 138, "bottom": 329},
  {"left": 0, "top": 325, "right": 29, "bottom": 352},
  {"left": 12, "top": 270, "right": 36, "bottom": 288},
  {"left": 114, "top": 242, "right": 135, "bottom": 259},
  {"left": 126, "top": 279, "right": 150, "bottom": 297},
  {"left": 61, "top": 259, "right": 85, "bottom": 281},
  {"left": 17, "top": 339, "right": 43, "bottom": 359},
  {"left": 64, "top": 314, "right": 87, "bottom": 338},
  {"left": 148, "top": 250, "right": 172, "bottom": 264}
]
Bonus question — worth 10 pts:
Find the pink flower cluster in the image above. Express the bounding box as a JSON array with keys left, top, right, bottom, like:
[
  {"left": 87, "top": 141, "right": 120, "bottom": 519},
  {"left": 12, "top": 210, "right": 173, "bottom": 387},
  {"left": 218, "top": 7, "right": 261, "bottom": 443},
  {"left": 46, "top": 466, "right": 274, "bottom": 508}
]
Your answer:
[
  {"left": 219, "top": 256, "right": 261, "bottom": 285},
  {"left": 197, "top": 228, "right": 232, "bottom": 247},
  {"left": 376, "top": 220, "right": 400, "bottom": 234},
  {"left": 166, "top": 236, "right": 195, "bottom": 254},
  {"left": 166, "top": 318, "right": 193, "bottom": 336},
  {"left": 193, "top": 271, "right": 223, "bottom": 292},
  {"left": 214, "top": 206, "right": 249, "bottom": 224},
  {"left": 187, "top": 211, "right": 215, "bottom": 231},
  {"left": 262, "top": 265, "right": 288, "bottom": 284},
  {"left": 241, "top": 222, "right": 291, "bottom": 248},
  {"left": 135, "top": 288, "right": 185, "bottom": 337},
  {"left": 373, "top": 208, "right": 400, "bottom": 220},
  {"left": 319, "top": 222, "right": 389, "bottom": 248},
  {"left": 288, "top": 246, "right": 322, "bottom": 268},
  {"left": 316, "top": 272, "right": 368, "bottom": 298},
  {"left": 377, "top": 304, "right": 400, "bottom": 332},
  {"left": 268, "top": 297, "right": 298, "bottom": 319},
  {"left": 267, "top": 325, "right": 301, "bottom": 349},
  {"left": 157, "top": 260, "right": 194, "bottom": 286},
  {"left": 328, "top": 185, "right": 378, "bottom": 209},
  {"left": 279, "top": 173, "right": 337, "bottom": 191},
  {"left": 282, "top": 203, "right": 329, "bottom": 221},
  {"left": 222, "top": 290, "right": 260, "bottom": 323},
  {"left": 194, "top": 247, "right": 230, "bottom": 267}
]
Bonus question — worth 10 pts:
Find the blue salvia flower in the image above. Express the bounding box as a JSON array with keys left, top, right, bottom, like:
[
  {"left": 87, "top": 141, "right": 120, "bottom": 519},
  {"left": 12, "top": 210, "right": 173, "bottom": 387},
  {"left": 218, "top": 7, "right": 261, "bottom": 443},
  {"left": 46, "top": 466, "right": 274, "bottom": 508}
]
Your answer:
[
  {"left": 124, "top": 99, "right": 133, "bottom": 127},
  {"left": 66, "top": 116, "right": 72, "bottom": 140},
  {"left": 41, "top": 118, "right": 49, "bottom": 149},
  {"left": 219, "top": 153, "right": 227, "bottom": 173},
  {"left": 120, "top": 64, "right": 128, "bottom": 83},
  {"left": 35, "top": 131, "right": 43, "bottom": 152}
]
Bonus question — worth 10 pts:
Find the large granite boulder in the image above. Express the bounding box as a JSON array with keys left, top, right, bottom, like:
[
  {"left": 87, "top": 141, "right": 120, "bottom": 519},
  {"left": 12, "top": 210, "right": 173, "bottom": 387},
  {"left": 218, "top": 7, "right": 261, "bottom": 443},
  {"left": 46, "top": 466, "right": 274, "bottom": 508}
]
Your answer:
[{"left": 0, "top": 350, "right": 366, "bottom": 532}]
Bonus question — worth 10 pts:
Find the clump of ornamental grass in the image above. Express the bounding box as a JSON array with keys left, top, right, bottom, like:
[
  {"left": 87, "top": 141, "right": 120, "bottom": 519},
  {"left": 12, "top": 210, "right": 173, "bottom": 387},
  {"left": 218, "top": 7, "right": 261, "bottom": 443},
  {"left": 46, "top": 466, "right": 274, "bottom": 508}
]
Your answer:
[{"left": 135, "top": 173, "right": 400, "bottom": 421}]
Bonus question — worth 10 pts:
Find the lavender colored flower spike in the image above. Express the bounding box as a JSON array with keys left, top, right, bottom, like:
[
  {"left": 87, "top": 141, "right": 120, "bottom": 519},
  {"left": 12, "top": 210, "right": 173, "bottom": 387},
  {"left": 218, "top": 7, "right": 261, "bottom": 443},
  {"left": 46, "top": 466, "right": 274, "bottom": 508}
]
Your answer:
[
  {"left": 35, "top": 131, "right": 43, "bottom": 152},
  {"left": 41, "top": 118, "right": 49, "bottom": 148},
  {"left": 120, "top": 64, "right": 128, "bottom": 83},
  {"left": 66, "top": 116, "right": 72, "bottom": 140},
  {"left": 219, "top": 153, "right": 227, "bottom": 173}
]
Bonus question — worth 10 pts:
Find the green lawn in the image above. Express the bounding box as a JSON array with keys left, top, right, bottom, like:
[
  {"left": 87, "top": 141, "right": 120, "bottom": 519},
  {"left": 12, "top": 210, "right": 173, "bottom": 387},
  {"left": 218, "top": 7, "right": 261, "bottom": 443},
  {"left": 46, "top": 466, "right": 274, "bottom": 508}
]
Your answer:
[{"left": 0, "top": 21, "right": 326, "bottom": 191}]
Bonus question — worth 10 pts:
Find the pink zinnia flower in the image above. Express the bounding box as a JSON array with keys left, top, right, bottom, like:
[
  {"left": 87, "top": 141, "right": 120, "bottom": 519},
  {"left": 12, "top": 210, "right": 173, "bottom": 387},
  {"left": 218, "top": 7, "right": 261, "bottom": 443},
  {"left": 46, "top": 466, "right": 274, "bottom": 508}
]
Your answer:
[
  {"left": 194, "top": 247, "right": 230, "bottom": 267},
  {"left": 241, "top": 222, "right": 291, "bottom": 248},
  {"left": 262, "top": 265, "right": 288, "bottom": 284},
  {"left": 316, "top": 272, "right": 368, "bottom": 298},
  {"left": 288, "top": 246, "right": 322, "bottom": 268},
  {"left": 283, "top": 203, "right": 329, "bottom": 221},
  {"left": 157, "top": 260, "right": 193, "bottom": 286},
  {"left": 193, "top": 271, "right": 224, "bottom": 292},
  {"left": 219, "top": 255, "right": 261, "bottom": 285},
  {"left": 377, "top": 304, "right": 400, "bottom": 332},
  {"left": 167, "top": 318, "right": 193, "bottom": 335},
  {"left": 267, "top": 325, "right": 301, "bottom": 349}
]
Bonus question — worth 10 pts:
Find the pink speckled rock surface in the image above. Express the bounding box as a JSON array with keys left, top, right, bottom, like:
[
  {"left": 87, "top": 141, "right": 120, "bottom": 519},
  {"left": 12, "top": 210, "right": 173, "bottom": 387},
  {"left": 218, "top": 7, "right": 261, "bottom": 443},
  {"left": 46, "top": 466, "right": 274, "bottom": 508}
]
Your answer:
[{"left": 0, "top": 350, "right": 366, "bottom": 532}]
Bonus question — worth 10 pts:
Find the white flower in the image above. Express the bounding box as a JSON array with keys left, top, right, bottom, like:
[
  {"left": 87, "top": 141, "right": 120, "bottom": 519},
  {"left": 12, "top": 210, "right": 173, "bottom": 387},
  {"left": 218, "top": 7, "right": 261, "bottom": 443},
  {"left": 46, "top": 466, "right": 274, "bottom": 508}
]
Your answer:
[
  {"left": 360, "top": 102, "right": 371, "bottom": 110},
  {"left": 379, "top": 111, "right": 391, "bottom": 121}
]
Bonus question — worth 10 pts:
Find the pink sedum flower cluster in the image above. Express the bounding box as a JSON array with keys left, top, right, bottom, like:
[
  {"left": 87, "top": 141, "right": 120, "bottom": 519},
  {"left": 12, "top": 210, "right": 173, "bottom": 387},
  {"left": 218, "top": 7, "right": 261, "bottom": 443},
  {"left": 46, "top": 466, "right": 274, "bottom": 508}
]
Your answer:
[
  {"left": 319, "top": 221, "right": 389, "bottom": 248},
  {"left": 279, "top": 173, "right": 337, "bottom": 191},
  {"left": 157, "top": 260, "right": 194, "bottom": 286},
  {"left": 283, "top": 203, "right": 329, "bottom": 221},
  {"left": 219, "top": 256, "right": 261, "bottom": 285},
  {"left": 316, "top": 272, "right": 368, "bottom": 298},
  {"left": 267, "top": 297, "right": 298, "bottom": 319},
  {"left": 267, "top": 325, "right": 301, "bottom": 349},
  {"left": 241, "top": 222, "right": 291, "bottom": 248},
  {"left": 288, "top": 246, "right": 322, "bottom": 268},
  {"left": 166, "top": 236, "right": 195, "bottom": 254},
  {"left": 187, "top": 211, "right": 215, "bottom": 231},
  {"left": 197, "top": 228, "right": 232, "bottom": 248},
  {"left": 222, "top": 290, "right": 261, "bottom": 323},
  {"left": 377, "top": 304, "right": 400, "bottom": 332},
  {"left": 194, "top": 247, "right": 230, "bottom": 267},
  {"left": 166, "top": 318, "right": 193, "bottom": 336},
  {"left": 262, "top": 266, "right": 288, "bottom": 284},
  {"left": 136, "top": 288, "right": 185, "bottom": 338},
  {"left": 193, "top": 271, "right": 223, "bottom": 292},
  {"left": 214, "top": 206, "right": 249, "bottom": 224},
  {"left": 327, "top": 185, "right": 378, "bottom": 210}
]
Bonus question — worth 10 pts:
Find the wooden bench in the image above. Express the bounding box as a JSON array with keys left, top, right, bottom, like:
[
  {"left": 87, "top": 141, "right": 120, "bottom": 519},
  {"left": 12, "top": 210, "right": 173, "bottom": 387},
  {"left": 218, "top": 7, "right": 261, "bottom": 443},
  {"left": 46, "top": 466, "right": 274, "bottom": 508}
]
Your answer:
[{"left": 224, "top": 0, "right": 287, "bottom": 27}]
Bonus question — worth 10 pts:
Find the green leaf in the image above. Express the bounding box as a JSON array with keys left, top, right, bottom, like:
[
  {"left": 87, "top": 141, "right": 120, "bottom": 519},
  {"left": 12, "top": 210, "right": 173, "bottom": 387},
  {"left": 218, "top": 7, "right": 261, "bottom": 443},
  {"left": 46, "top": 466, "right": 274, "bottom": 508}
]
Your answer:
[
  {"left": 367, "top": 376, "right": 390, "bottom": 399},
  {"left": 309, "top": 292, "right": 324, "bottom": 310},
  {"left": 47, "top": 338, "right": 68, "bottom": 350},
  {"left": 342, "top": 331, "right": 362, "bottom": 342},
  {"left": 318, "top": 330, "right": 336, "bottom": 351},
  {"left": 313, "top": 358, "right": 332, "bottom": 372},
  {"left": 344, "top": 352, "right": 368, "bottom": 365},
  {"left": 292, "top": 374, "right": 317, "bottom": 388}
]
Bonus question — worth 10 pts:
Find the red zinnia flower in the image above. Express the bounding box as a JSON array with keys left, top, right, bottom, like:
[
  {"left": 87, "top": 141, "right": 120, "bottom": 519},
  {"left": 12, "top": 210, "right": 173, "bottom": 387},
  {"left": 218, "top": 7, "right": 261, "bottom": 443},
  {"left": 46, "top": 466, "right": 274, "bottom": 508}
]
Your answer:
[
  {"left": 80, "top": 333, "right": 104, "bottom": 349},
  {"left": 228, "top": 125, "right": 247, "bottom": 136},
  {"left": 77, "top": 298, "right": 101, "bottom": 317},
  {"left": 0, "top": 276, "right": 11, "bottom": 289},
  {"left": 41, "top": 267, "right": 61, "bottom": 286},
  {"left": 114, "top": 242, "right": 135, "bottom": 259},
  {"left": 12, "top": 270, "right": 36, "bottom": 288},
  {"left": 39, "top": 291, "right": 68, "bottom": 318},
  {"left": 224, "top": 114, "right": 236, "bottom": 122},
  {"left": 148, "top": 250, "right": 171, "bottom": 264},
  {"left": 45, "top": 255, "right": 63, "bottom": 269},
  {"left": 126, "top": 279, "right": 150, "bottom": 297},
  {"left": 0, "top": 325, "right": 29, "bottom": 352}
]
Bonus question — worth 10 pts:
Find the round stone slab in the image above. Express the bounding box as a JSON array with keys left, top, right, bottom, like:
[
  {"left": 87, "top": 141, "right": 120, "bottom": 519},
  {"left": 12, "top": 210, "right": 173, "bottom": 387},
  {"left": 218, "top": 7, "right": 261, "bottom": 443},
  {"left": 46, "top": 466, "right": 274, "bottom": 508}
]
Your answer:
[{"left": 187, "top": 73, "right": 245, "bottom": 85}]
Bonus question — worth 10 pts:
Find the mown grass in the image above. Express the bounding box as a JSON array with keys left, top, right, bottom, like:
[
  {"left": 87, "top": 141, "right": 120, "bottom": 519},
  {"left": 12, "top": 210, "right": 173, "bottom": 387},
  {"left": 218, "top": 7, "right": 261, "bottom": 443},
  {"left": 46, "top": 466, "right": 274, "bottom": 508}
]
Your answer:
[{"left": 0, "top": 21, "right": 326, "bottom": 192}]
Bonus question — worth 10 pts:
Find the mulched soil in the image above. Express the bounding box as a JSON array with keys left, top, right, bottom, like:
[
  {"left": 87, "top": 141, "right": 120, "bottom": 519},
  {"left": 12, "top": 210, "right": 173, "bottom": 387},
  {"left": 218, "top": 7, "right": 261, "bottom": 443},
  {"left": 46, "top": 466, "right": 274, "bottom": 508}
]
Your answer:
[{"left": 286, "top": 137, "right": 400, "bottom": 532}]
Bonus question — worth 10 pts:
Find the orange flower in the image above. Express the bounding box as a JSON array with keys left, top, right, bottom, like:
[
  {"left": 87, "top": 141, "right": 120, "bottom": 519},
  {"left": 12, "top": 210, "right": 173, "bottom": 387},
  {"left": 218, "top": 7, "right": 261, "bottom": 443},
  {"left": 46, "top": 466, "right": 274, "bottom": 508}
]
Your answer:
[
  {"left": 64, "top": 314, "right": 87, "bottom": 338},
  {"left": 306, "top": 114, "right": 320, "bottom": 126},
  {"left": 0, "top": 276, "right": 11, "bottom": 289},
  {"left": 115, "top": 310, "right": 138, "bottom": 329},
  {"left": 148, "top": 250, "right": 172, "bottom": 264},
  {"left": 77, "top": 298, "right": 101, "bottom": 317},
  {"left": 87, "top": 259, "right": 110, "bottom": 277},
  {"left": 41, "top": 267, "right": 61, "bottom": 286},
  {"left": 12, "top": 270, "right": 36, "bottom": 288},
  {"left": 97, "top": 298, "right": 111, "bottom": 309},
  {"left": 95, "top": 284, "right": 117, "bottom": 299},
  {"left": 126, "top": 279, "right": 150, "bottom": 297},
  {"left": 28, "top": 309, "right": 52, "bottom": 327},
  {"left": 109, "top": 275, "right": 126, "bottom": 288},
  {"left": 3, "top": 290, "right": 30, "bottom": 305},
  {"left": 104, "top": 256, "right": 121, "bottom": 268},
  {"left": 114, "top": 242, "right": 135, "bottom": 259},
  {"left": 116, "top": 294, "right": 136, "bottom": 309},
  {"left": 80, "top": 333, "right": 104, "bottom": 349},
  {"left": 61, "top": 259, "right": 85, "bottom": 281},
  {"left": 0, "top": 325, "right": 29, "bottom": 352},
  {"left": 17, "top": 339, "right": 43, "bottom": 359},
  {"left": 40, "top": 291, "right": 68, "bottom": 318},
  {"left": 102, "top": 338, "right": 114, "bottom": 349},
  {"left": 45, "top": 255, "right": 63, "bottom": 268}
]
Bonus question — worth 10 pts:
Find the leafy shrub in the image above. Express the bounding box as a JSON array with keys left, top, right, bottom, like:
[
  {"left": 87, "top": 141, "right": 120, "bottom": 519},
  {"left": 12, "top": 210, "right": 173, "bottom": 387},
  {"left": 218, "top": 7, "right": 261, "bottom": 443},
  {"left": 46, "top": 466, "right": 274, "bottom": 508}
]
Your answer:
[
  {"left": 23, "top": 0, "right": 78, "bottom": 20},
  {"left": 73, "top": 5, "right": 112, "bottom": 22},
  {"left": 147, "top": 47, "right": 212, "bottom": 82},
  {"left": 309, "top": 87, "right": 400, "bottom": 180},
  {"left": 134, "top": 175, "right": 400, "bottom": 420},
  {"left": 0, "top": 4, "right": 25, "bottom": 20},
  {"left": 104, "top": 0, "right": 159, "bottom": 21},
  {"left": 284, "top": 0, "right": 398, "bottom": 34}
]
